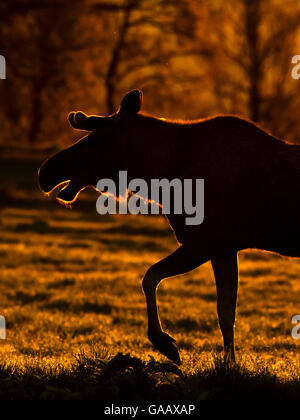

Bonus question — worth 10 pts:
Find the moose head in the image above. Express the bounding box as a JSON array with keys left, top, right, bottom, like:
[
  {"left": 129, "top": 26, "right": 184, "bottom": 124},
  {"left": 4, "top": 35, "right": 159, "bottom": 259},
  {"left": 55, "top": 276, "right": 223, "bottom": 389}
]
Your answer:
[{"left": 38, "top": 89, "right": 143, "bottom": 204}]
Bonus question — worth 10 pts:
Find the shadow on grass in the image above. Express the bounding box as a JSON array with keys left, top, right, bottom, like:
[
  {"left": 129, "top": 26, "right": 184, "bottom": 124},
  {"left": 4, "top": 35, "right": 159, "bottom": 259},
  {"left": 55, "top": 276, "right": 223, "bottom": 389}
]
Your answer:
[
  {"left": 10, "top": 218, "right": 171, "bottom": 239},
  {"left": 9, "top": 220, "right": 168, "bottom": 252},
  {"left": 0, "top": 351, "right": 299, "bottom": 400},
  {"left": 42, "top": 300, "right": 114, "bottom": 314}
]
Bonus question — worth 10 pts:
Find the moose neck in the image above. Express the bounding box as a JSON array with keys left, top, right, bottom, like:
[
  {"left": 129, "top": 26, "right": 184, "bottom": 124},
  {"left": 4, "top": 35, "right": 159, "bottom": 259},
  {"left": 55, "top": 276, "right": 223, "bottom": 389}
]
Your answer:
[{"left": 123, "top": 113, "right": 186, "bottom": 181}]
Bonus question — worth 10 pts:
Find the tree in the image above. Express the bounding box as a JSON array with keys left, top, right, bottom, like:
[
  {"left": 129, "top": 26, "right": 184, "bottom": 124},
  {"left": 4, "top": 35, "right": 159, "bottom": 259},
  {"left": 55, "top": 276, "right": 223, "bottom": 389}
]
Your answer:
[
  {"left": 202, "top": 0, "right": 300, "bottom": 141},
  {"left": 94, "top": 0, "right": 209, "bottom": 115}
]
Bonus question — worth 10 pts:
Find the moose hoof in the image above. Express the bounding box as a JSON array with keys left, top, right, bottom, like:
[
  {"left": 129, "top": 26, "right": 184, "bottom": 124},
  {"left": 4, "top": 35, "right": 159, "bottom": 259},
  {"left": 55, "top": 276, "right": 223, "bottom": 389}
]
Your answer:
[{"left": 148, "top": 331, "right": 181, "bottom": 365}]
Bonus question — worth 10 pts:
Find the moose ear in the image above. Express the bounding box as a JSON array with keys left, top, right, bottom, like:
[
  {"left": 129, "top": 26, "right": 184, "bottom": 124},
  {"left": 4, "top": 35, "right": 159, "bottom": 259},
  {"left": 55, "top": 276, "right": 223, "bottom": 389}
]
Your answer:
[
  {"left": 68, "top": 111, "right": 107, "bottom": 130},
  {"left": 120, "top": 89, "right": 143, "bottom": 114},
  {"left": 68, "top": 111, "right": 88, "bottom": 130}
]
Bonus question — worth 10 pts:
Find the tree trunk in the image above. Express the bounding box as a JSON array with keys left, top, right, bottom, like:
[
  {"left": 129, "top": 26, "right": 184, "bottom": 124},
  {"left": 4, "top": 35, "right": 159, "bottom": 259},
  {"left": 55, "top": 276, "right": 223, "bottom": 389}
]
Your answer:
[
  {"left": 244, "top": 0, "right": 261, "bottom": 122},
  {"left": 104, "top": 1, "right": 134, "bottom": 114},
  {"left": 28, "top": 82, "right": 43, "bottom": 143}
]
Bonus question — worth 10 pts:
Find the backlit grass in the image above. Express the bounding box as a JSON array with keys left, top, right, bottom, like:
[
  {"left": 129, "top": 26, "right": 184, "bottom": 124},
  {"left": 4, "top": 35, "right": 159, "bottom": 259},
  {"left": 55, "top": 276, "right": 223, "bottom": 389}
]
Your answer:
[{"left": 0, "top": 157, "right": 299, "bottom": 399}]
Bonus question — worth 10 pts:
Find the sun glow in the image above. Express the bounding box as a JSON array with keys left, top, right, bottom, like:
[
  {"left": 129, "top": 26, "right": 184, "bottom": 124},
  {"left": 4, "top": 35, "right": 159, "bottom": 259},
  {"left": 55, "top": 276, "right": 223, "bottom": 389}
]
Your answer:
[
  {"left": 42, "top": 180, "right": 71, "bottom": 197},
  {"left": 56, "top": 186, "right": 91, "bottom": 207}
]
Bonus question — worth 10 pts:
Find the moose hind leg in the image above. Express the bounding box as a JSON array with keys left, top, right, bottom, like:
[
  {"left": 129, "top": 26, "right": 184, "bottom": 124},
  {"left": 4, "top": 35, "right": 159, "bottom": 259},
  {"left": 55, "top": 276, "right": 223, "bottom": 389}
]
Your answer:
[
  {"left": 142, "top": 244, "right": 209, "bottom": 365},
  {"left": 211, "top": 253, "right": 239, "bottom": 362}
]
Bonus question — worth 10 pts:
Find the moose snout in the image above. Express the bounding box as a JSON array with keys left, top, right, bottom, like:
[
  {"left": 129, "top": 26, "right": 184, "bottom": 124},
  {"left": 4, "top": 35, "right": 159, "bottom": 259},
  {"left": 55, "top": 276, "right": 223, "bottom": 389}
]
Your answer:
[{"left": 38, "top": 159, "right": 68, "bottom": 194}]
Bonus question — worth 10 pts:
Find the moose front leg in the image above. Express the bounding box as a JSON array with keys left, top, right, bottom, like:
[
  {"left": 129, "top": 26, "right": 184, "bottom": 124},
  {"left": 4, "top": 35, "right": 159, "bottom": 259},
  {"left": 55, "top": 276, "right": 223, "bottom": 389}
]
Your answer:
[
  {"left": 142, "top": 245, "right": 209, "bottom": 365},
  {"left": 211, "top": 253, "right": 239, "bottom": 362}
]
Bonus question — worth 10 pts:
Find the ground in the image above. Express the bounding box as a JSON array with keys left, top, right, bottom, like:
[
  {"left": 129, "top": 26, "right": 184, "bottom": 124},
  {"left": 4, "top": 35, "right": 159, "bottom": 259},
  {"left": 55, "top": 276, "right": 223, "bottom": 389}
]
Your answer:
[{"left": 0, "top": 156, "right": 299, "bottom": 400}]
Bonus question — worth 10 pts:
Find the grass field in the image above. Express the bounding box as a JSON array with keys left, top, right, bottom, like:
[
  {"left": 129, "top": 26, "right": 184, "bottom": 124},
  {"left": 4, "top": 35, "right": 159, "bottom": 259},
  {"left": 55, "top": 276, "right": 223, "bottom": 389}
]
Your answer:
[{"left": 0, "top": 156, "right": 299, "bottom": 400}]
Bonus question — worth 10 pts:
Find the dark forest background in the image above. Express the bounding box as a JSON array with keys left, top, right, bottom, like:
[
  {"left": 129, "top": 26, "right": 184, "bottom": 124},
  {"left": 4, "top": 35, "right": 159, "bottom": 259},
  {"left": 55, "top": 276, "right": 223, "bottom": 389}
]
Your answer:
[{"left": 1, "top": 0, "right": 300, "bottom": 151}]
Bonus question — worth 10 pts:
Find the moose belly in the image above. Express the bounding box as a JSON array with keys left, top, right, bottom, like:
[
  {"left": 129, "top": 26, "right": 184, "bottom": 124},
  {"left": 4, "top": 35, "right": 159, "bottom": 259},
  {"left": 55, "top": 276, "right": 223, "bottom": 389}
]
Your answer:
[
  {"left": 257, "top": 232, "right": 300, "bottom": 258},
  {"left": 238, "top": 220, "right": 300, "bottom": 258}
]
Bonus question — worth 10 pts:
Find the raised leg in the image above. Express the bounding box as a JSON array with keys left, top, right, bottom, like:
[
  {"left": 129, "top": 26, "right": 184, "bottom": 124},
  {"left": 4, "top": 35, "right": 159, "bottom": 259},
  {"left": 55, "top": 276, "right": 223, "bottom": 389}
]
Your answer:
[
  {"left": 142, "top": 244, "right": 209, "bottom": 365},
  {"left": 211, "top": 253, "right": 239, "bottom": 362}
]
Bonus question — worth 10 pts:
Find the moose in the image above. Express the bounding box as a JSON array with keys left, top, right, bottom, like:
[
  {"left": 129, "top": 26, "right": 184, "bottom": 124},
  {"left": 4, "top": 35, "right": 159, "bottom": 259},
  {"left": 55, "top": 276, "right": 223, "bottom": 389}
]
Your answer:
[{"left": 38, "top": 89, "right": 300, "bottom": 365}]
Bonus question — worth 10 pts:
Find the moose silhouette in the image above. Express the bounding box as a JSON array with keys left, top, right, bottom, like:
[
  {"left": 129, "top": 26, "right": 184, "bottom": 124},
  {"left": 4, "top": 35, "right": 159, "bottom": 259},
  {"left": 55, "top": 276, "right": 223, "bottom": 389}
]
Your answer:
[{"left": 38, "top": 89, "right": 300, "bottom": 365}]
